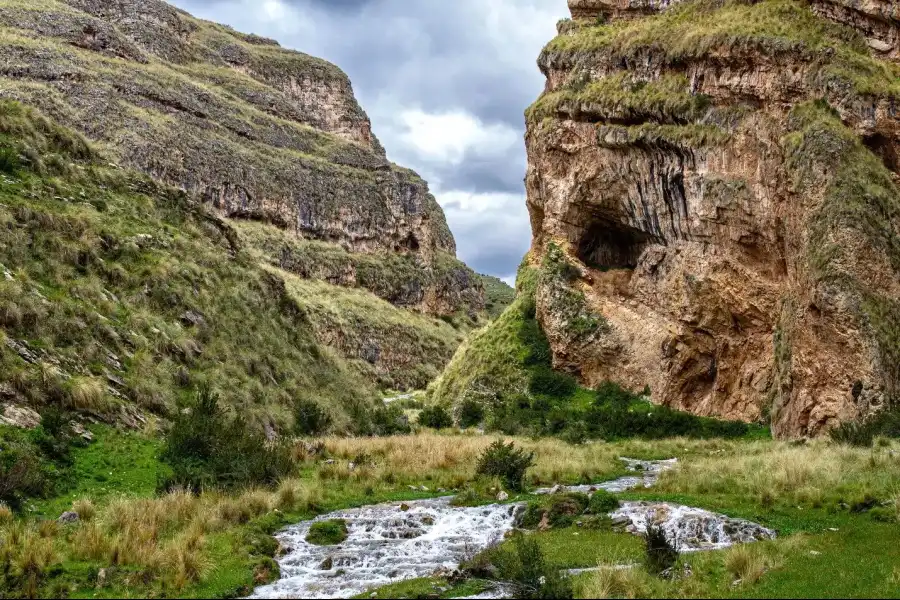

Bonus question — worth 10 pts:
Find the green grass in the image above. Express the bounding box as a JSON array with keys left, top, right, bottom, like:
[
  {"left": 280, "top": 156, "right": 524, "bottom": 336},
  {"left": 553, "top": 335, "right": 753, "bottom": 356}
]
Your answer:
[
  {"left": 543, "top": 0, "right": 900, "bottom": 102},
  {"left": 479, "top": 273, "right": 515, "bottom": 319},
  {"left": 0, "top": 99, "right": 377, "bottom": 434},
  {"left": 30, "top": 425, "right": 161, "bottom": 520},
  {"left": 306, "top": 519, "right": 349, "bottom": 546}
]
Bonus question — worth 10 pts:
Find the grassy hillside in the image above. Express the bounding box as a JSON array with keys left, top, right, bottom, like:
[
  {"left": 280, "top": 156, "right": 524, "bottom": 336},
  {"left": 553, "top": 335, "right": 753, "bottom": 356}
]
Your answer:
[
  {"left": 0, "top": 100, "right": 375, "bottom": 434},
  {"left": 479, "top": 274, "right": 516, "bottom": 319}
]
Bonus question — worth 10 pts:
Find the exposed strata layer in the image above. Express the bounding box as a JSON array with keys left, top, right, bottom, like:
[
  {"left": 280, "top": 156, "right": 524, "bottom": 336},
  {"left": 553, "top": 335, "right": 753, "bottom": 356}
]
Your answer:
[
  {"left": 0, "top": 0, "right": 471, "bottom": 285},
  {"left": 524, "top": 0, "right": 900, "bottom": 438}
]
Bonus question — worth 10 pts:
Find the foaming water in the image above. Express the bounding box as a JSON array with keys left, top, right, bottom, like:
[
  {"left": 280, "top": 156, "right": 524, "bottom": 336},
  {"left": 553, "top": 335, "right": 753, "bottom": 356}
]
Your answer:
[
  {"left": 249, "top": 498, "right": 520, "bottom": 599},
  {"left": 250, "top": 457, "right": 774, "bottom": 599},
  {"left": 613, "top": 502, "right": 776, "bottom": 552}
]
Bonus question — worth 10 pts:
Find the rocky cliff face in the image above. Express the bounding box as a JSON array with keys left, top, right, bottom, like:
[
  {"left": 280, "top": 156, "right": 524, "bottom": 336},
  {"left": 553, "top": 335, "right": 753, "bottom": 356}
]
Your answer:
[
  {"left": 0, "top": 0, "right": 484, "bottom": 390},
  {"left": 0, "top": 0, "right": 477, "bottom": 304},
  {"left": 524, "top": 0, "right": 900, "bottom": 437}
]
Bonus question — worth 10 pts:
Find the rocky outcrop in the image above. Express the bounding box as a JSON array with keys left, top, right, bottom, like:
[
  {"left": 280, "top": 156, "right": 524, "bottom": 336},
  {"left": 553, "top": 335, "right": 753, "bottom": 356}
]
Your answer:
[
  {"left": 524, "top": 0, "right": 900, "bottom": 437},
  {"left": 0, "top": 0, "right": 469, "bottom": 289}
]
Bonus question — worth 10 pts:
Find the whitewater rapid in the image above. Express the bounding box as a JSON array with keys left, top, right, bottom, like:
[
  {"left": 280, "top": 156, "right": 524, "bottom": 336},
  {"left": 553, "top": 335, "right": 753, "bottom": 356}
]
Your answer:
[{"left": 249, "top": 457, "right": 774, "bottom": 599}]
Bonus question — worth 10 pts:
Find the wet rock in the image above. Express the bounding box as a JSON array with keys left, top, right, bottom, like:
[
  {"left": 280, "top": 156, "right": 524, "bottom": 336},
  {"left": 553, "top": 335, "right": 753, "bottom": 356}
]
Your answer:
[
  {"left": 399, "top": 504, "right": 410, "bottom": 512},
  {"left": 319, "top": 556, "right": 333, "bottom": 571}
]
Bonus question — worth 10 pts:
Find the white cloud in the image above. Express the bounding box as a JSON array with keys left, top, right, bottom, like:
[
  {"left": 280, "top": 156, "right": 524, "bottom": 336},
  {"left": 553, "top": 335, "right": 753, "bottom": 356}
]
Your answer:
[{"left": 396, "top": 109, "right": 519, "bottom": 165}]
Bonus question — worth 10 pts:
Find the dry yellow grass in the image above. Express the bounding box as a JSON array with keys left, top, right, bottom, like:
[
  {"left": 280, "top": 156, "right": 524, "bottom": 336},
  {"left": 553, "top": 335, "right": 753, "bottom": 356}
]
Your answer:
[
  {"left": 0, "top": 502, "right": 12, "bottom": 524},
  {"left": 578, "top": 566, "right": 650, "bottom": 599},
  {"left": 66, "top": 376, "right": 108, "bottom": 411},
  {"left": 654, "top": 439, "right": 900, "bottom": 508},
  {"left": 317, "top": 433, "right": 737, "bottom": 488},
  {"left": 72, "top": 498, "right": 96, "bottom": 521}
]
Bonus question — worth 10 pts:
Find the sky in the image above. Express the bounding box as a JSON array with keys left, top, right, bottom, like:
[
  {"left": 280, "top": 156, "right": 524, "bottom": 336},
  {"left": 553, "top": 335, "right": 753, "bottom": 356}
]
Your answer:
[{"left": 169, "top": 0, "right": 569, "bottom": 284}]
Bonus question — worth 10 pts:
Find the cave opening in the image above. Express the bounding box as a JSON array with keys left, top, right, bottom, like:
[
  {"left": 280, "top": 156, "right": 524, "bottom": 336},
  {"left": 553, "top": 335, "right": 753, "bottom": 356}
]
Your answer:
[
  {"left": 576, "top": 218, "right": 655, "bottom": 270},
  {"left": 863, "top": 133, "right": 899, "bottom": 175}
]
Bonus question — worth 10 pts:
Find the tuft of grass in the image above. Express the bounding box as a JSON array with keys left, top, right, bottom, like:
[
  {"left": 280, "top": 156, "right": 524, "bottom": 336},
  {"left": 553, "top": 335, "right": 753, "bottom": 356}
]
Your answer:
[
  {"left": 70, "top": 497, "right": 96, "bottom": 521},
  {"left": 0, "top": 502, "right": 12, "bottom": 524},
  {"left": 66, "top": 376, "right": 108, "bottom": 411},
  {"left": 724, "top": 544, "right": 770, "bottom": 585},
  {"left": 305, "top": 519, "right": 348, "bottom": 546}
]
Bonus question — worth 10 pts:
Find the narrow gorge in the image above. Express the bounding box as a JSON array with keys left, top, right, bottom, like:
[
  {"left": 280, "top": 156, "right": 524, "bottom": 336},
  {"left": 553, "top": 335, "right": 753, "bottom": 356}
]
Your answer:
[{"left": 436, "top": 0, "right": 900, "bottom": 439}]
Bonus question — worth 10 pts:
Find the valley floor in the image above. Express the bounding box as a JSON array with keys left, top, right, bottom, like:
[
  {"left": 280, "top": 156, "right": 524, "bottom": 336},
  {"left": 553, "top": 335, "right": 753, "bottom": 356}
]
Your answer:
[{"left": 2, "top": 426, "right": 898, "bottom": 599}]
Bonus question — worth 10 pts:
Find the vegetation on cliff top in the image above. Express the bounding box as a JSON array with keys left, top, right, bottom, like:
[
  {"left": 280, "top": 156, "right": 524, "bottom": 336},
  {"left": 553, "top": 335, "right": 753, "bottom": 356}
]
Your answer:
[{"left": 542, "top": 0, "right": 900, "bottom": 102}]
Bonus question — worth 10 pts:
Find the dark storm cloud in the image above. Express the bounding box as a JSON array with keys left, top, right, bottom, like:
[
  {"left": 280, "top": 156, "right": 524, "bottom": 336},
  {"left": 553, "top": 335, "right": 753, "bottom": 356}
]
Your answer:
[{"left": 170, "top": 0, "right": 567, "bottom": 279}]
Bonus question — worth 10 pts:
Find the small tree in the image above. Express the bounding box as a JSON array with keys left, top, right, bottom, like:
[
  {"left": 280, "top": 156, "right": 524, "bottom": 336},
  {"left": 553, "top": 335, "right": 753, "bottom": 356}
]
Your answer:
[
  {"left": 644, "top": 524, "right": 678, "bottom": 575},
  {"left": 417, "top": 405, "right": 453, "bottom": 429},
  {"left": 459, "top": 399, "right": 485, "bottom": 428},
  {"left": 476, "top": 440, "right": 535, "bottom": 492}
]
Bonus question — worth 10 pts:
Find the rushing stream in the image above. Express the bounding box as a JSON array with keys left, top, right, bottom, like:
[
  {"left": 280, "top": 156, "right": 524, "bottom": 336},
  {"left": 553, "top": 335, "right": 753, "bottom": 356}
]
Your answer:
[{"left": 250, "top": 458, "right": 775, "bottom": 599}]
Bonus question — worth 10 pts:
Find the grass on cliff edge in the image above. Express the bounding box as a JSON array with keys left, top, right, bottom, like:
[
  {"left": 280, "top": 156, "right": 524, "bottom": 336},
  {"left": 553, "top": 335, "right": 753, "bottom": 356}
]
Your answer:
[
  {"left": 543, "top": 0, "right": 900, "bottom": 102},
  {"left": 0, "top": 99, "right": 376, "bottom": 433}
]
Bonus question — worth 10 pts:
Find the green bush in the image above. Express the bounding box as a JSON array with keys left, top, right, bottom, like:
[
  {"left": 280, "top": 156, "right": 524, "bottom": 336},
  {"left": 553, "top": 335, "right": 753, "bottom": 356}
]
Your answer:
[
  {"left": 459, "top": 398, "right": 485, "bottom": 429},
  {"left": 417, "top": 404, "right": 453, "bottom": 429},
  {"left": 491, "top": 533, "right": 573, "bottom": 599},
  {"left": 547, "top": 493, "right": 589, "bottom": 527},
  {"left": 594, "top": 381, "right": 636, "bottom": 408},
  {"left": 0, "top": 411, "right": 76, "bottom": 509},
  {"left": 476, "top": 440, "right": 535, "bottom": 492},
  {"left": 0, "top": 145, "right": 19, "bottom": 174},
  {"left": 306, "top": 519, "right": 349, "bottom": 546},
  {"left": 369, "top": 404, "right": 411, "bottom": 436},
  {"left": 159, "top": 385, "right": 294, "bottom": 492},
  {"left": 528, "top": 366, "right": 577, "bottom": 398},
  {"left": 587, "top": 490, "right": 621, "bottom": 514},
  {"left": 644, "top": 524, "right": 678, "bottom": 575},
  {"left": 294, "top": 398, "right": 332, "bottom": 436},
  {"left": 830, "top": 407, "right": 900, "bottom": 447}
]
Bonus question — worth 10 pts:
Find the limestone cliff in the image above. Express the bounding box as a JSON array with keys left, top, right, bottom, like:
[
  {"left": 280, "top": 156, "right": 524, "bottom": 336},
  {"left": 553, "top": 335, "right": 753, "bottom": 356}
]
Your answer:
[
  {"left": 0, "top": 0, "right": 484, "bottom": 389},
  {"left": 435, "top": 0, "right": 900, "bottom": 438},
  {"left": 528, "top": 0, "right": 899, "bottom": 438}
]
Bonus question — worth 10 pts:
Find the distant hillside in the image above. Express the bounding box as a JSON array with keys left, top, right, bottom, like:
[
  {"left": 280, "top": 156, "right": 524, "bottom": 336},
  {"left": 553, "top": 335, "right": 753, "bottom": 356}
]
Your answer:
[{"left": 479, "top": 274, "right": 516, "bottom": 319}]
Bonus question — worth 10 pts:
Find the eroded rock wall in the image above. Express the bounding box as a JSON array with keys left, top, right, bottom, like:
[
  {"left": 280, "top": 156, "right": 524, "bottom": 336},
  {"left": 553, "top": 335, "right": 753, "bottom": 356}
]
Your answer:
[
  {"left": 0, "top": 0, "right": 475, "bottom": 311},
  {"left": 527, "top": 0, "right": 900, "bottom": 437}
]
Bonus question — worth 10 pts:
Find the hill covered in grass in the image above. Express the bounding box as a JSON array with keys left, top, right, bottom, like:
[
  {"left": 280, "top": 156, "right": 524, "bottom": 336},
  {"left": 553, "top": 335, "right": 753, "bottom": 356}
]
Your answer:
[
  {"left": 0, "top": 100, "right": 378, "bottom": 435},
  {"left": 0, "top": 0, "right": 486, "bottom": 392}
]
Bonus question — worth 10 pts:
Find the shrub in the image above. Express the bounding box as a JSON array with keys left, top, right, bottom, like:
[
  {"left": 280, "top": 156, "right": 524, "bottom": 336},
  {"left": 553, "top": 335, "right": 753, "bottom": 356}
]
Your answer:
[
  {"left": 0, "top": 427, "right": 63, "bottom": 509},
  {"left": 492, "top": 533, "right": 573, "bottom": 599},
  {"left": 547, "top": 493, "right": 589, "bottom": 527},
  {"left": 417, "top": 405, "right": 453, "bottom": 429},
  {"left": 830, "top": 407, "right": 900, "bottom": 447},
  {"left": 370, "top": 405, "right": 411, "bottom": 436},
  {"left": 0, "top": 145, "right": 19, "bottom": 174},
  {"left": 644, "top": 524, "right": 678, "bottom": 575},
  {"left": 159, "top": 385, "right": 293, "bottom": 492},
  {"left": 459, "top": 399, "right": 485, "bottom": 429},
  {"left": 294, "top": 398, "right": 332, "bottom": 436},
  {"left": 476, "top": 440, "right": 535, "bottom": 492},
  {"left": 528, "top": 366, "right": 577, "bottom": 398},
  {"left": 306, "top": 519, "right": 348, "bottom": 546},
  {"left": 587, "top": 490, "right": 620, "bottom": 514},
  {"left": 594, "top": 381, "right": 637, "bottom": 408}
]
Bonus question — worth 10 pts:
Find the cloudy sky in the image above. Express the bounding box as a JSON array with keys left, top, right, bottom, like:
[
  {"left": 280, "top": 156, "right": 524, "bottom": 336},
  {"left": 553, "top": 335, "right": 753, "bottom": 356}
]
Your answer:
[{"left": 170, "top": 0, "right": 568, "bottom": 283}]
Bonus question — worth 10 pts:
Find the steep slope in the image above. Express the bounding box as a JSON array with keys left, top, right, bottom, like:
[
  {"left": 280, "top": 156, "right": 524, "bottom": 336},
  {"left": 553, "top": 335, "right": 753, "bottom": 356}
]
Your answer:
[
  {"left": 0, "top": 100, "right": 374, "bottom": 432},
  {"left": 0, "top": 0, "right": 484, "bottom": 390},
  {"left": 436, "top": 0, "right": 900, "bottom": 438}
]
